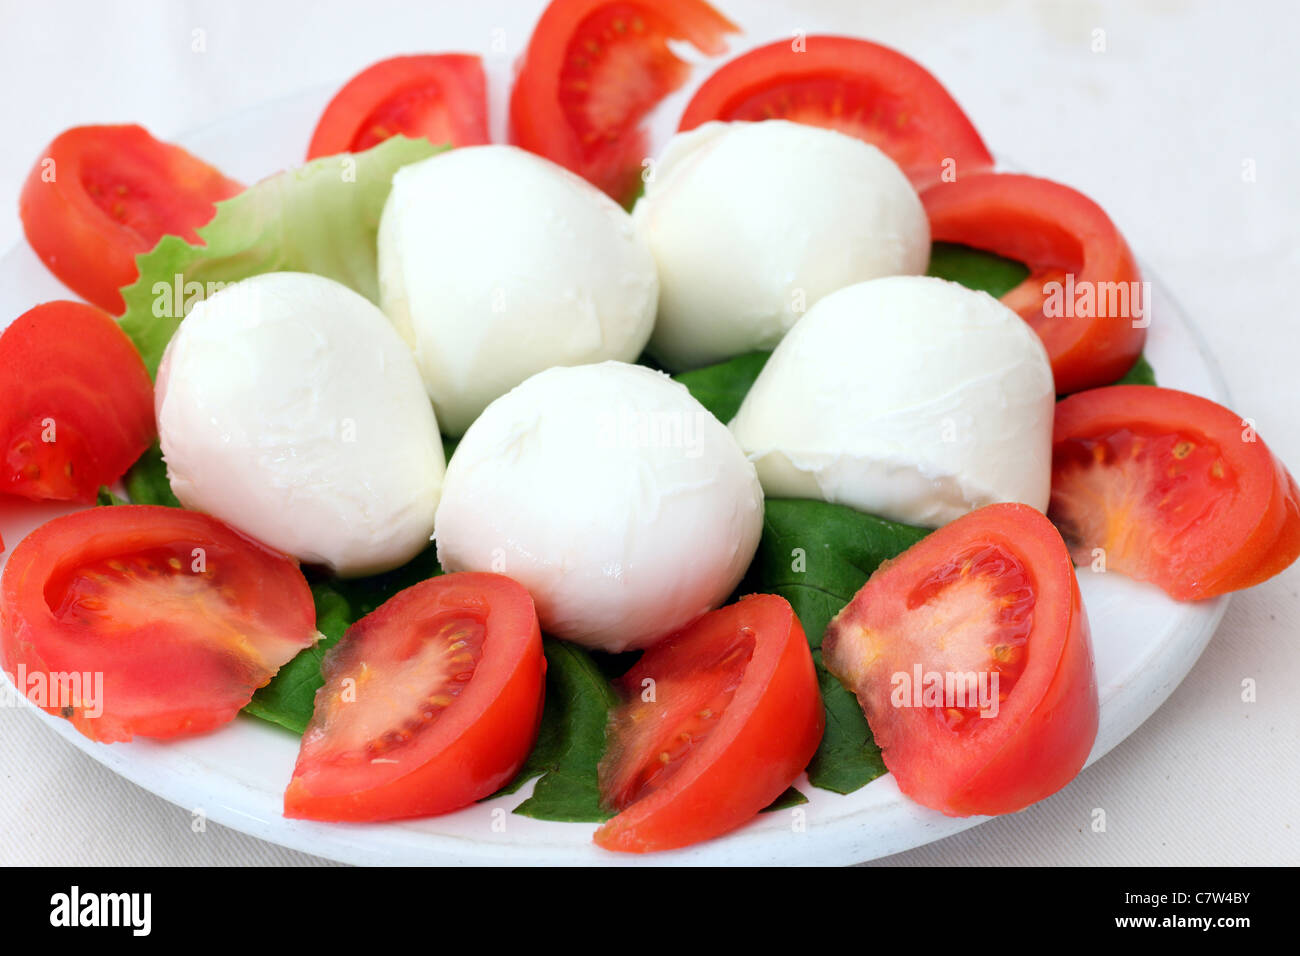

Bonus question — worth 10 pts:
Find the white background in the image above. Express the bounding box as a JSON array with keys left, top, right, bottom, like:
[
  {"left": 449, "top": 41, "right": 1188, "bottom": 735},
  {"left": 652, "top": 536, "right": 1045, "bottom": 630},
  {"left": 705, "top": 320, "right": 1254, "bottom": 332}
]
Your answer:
[{"left": 0, "top": 0, "right": 1297, "bottom": 866}]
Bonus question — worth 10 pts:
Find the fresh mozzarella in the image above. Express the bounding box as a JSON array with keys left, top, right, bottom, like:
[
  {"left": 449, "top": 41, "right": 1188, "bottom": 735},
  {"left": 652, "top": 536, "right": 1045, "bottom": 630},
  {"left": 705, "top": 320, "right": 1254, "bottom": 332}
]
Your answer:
[
  {"left": 156, "top": 272, "right": 445, "bottom": 577},
  {"left": 377, "top": 145, "right": 659, "bottom": 436},
  {"left": 729, "top": 276, "right": 1055, "bottom": 527},
  {"left": 634, "top": 119, "right": 930, "bottom": 370},
  {"left": 434, "top": 361, "right": 763, "bottom": 653}
]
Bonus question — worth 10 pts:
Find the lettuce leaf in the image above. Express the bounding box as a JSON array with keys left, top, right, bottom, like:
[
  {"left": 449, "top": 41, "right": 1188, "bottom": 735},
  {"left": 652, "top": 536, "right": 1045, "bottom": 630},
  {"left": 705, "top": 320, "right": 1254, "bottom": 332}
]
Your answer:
[
  {"left": 123, "top": 443, "right": 181, "bottom": 507},
  {"left": 117, "top": 135, "right": 441, "bottom": 375}
]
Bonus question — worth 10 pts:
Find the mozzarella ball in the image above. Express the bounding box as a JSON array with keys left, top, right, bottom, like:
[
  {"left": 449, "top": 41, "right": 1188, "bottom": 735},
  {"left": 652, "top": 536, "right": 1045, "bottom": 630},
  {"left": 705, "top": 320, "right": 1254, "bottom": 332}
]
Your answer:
[
  {"left": 434, "top": 361, "right": 763, "bottom": 652},
  {"left": 156, "top": 272, "right": 445, "bottom": 577},
  {"left": 729, "top": 276, "right": 1055, "bottom": 528},
  {"left": 634, "top": 120, "right": 930, "bottom": 370},
  {"left": 377, "top": 145, "right": 658, "bottom": 436}
]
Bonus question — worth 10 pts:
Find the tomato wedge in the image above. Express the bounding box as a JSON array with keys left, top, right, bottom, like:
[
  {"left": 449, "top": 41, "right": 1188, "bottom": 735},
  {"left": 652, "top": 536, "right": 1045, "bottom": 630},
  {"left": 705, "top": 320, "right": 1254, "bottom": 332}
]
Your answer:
[
  {"left": 284, "top": 573, "right": 546, "bottom": 822},
  {"left": 509, "top": 0, "right": 736, "bottom": 204},
  {"left": 0, "top": 505, "right": 316, "bottom": 743},
  {"left": 594, "top": 594, "right": 823, "bottom": 853},
  {"left": 823, "top": 503, "right": 1098, "bottom": 817},
  {"left": 306, "top": 54, "right": 490, "bottom": 159},
  {"left": 923, "top": 173, "right": 1146, "bottom": 394},
  {"left": 1, "top": 301, "right": 155, "bottom": 503},
  {"left": 20, "top": 125, "right": 243, "bottom": 314},
  {"left": 1050, "top": 385, "right": 1300, "bottom": 600},
  {"left": 679, "top": 36, "right": 993, "bottom": 189}
]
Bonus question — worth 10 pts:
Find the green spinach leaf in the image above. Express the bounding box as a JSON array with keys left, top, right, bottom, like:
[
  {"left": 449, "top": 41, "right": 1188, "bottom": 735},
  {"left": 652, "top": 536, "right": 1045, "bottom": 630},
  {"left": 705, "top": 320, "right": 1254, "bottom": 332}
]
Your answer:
[
  {"left": 242, "top": 584, "right": 349, "bottom": 735},
  {"left": 1112, "top": 353, "right": 1157, "bottom": 386},
  {"left": 807, "top": 650, "right": 888, "bottom": 794},
  {"left": 926, "top": 241, "right": 1030, "bottom": 297},
  {"left": 673, "top": 350, "right": 771, "bottom": 423},
  {"left": 741, "top": 499, "right": 927, "bottom": 794},
  {"left": 742, "top": 499, "right": 928, "bottom": 650},
  {"left": 508, "top": 638, "right": 620, "bottom": 823},
  {"left": 760, "top": 786, "right": 809, "bottom": 812}
]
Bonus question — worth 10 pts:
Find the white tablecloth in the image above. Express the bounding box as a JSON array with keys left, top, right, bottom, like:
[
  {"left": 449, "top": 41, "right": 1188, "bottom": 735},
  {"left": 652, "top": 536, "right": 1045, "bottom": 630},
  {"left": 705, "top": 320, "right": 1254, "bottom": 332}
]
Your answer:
[{"left": 1, "top": 0, "right": 1296, "bottom": 866}]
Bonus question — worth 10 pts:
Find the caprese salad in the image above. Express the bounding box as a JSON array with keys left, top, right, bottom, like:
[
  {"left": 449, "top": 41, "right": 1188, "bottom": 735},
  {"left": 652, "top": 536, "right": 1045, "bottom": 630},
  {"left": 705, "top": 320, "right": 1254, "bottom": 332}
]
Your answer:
[{"left": 2, "top": 0, "right": 1297, "bottom": 857}]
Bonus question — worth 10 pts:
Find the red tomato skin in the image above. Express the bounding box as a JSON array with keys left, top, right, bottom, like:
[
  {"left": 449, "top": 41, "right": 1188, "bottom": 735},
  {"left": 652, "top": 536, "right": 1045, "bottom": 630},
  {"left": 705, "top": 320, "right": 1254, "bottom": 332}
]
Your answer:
[
  {"left": 1, "top": 301, "right": 155, "bottom": 503},
  {"left": 509, "top": 0, "right": 736, "bottom": 203},
  {"left": 1219, "top": 465, "right": 1300, "bottom": 593},
  {"left": 593, "top": 594, "right": 824, "bottom": 853},
  {"left": 306, "top": 54, "right": 490, "bottom": 159},
  {"left": 923, "top": 173, "right": 1146, "bottom": 394},
  {"left": 824, "top": 503, "right": 1099, "bottom": 818},
  {"left": 20, "top": 125, "right": 242, "bottom": 314},
  {"left": 944, "top": 574, "right": 1097, "bottom": 816},
  {"left": 678, "top": 35, "right": 994, "bottom": 189},
  {"left": 283, "top": 573, "right": 547, "bottom": 822},
  {"left": 1052, "top": 385, "right": 1300, "bottom": 599},
  {"left": 0, "top": 506, "right": 317, "bottom": 743}
]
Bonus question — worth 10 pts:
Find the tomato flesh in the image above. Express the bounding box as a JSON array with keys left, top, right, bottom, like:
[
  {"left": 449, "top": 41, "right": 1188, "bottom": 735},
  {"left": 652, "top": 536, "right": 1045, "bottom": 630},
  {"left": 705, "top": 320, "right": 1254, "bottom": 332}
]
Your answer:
[
  {"left": 510, "top": 0, "right": 736, "bottom": 203},
  {"left": 352, "top": 87, "right": 466, "bottom": 152},
  {"left": 1050, "top": 386, "right": 1300, "bottom": 599},
  {"left": 306, "top": 54, "right": 489, "bottom": 159},
  {"left": 559, "top": 8, "right": 691, "bottom": 155},
  {"left": 1054, "top": 427, "right": 1234, "bottom": 574},
  {"left": 823, "top": 503, "right": 1098, "bottom": 817},
  {"left": 599, "top": 626, "right": 753, "bottom": 809},
  {"left": 902, "top": 544, "right": 1033, "bottom": 729},
  {"left": 0, "top": 505, "right": 317, "bottom": 742},
  {"left": 284, "top": 573, "right": 546, "bottom": 822},
  {"left": 679, "top": 36, "right": 993, "bottom": 189},
  {"left": 310, "top": 611, "right": 486, "bottom": 762},
  {"left": 594, "top": 594, "right": 823, "bottom": 853},
  {"left": 20, "top": 125, "right": 242, "bottom": 314},
  {"left": 1, "top": 301, "right": 156, "bottom": 503}
]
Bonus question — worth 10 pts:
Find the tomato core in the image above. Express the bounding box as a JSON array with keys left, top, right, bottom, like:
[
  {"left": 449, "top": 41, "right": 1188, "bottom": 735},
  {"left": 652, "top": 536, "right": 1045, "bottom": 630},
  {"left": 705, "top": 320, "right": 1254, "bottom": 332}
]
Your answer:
[
  {"left": 1052, "top": 426, "right": 1235, "bottom": 573},
  {"left": 560, "top": 8, "right": 684, "bottom": 161},
  {"left": 899, "top": 544, "right": 1034, "bottom": 729},
  {"left": 313, "top": 610, "right": 488, "bottom": 763},
  {"left": 353, "top": 87, "right": 455, "bottom": 151},
  {"left": 601, "top": 627, "right": 755, "bottom": 810}
]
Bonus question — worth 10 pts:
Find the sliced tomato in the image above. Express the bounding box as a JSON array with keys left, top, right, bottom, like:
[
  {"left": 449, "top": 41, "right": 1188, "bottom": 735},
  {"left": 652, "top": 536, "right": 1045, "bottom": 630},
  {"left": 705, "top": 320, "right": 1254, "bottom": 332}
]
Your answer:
[
  {"left": 923, "top": 173, "right": 1146, "bottom": 394},
  {"left": 20, "top": 125, "right": 243, "bottom": 314},
  {"left": 823, "top": 503, "right": 1097, "bottom": 817},
  {"left": 284, "top": 573, "right": 546, "bottom": 822},
  {"left": 0, "top": 505, "right": 316, "bottom": 743},
  {"left": 678, "top": 36, "right": 993, "bottom": 189},
  {"left": 594, "top": 594, "right": 823, "bottom": 853},
  {"left": 306, "top": 54, "right": 490, "bottom": 160},
  {"left": 1050, "top": 385, "right": 1300, "bottom": 600},
  {"left": 509, "top": 0, "right": 736, "bottom": 204},
  {"left": 1, "top": 301, "right": 155, "bottom": 503}
]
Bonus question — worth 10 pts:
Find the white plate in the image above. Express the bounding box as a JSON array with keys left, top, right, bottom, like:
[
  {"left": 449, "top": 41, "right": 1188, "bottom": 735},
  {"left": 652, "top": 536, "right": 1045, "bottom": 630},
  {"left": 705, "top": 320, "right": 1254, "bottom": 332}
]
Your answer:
[{"left": 0, "top": 88, "right": 1231, "bottom": 866}]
